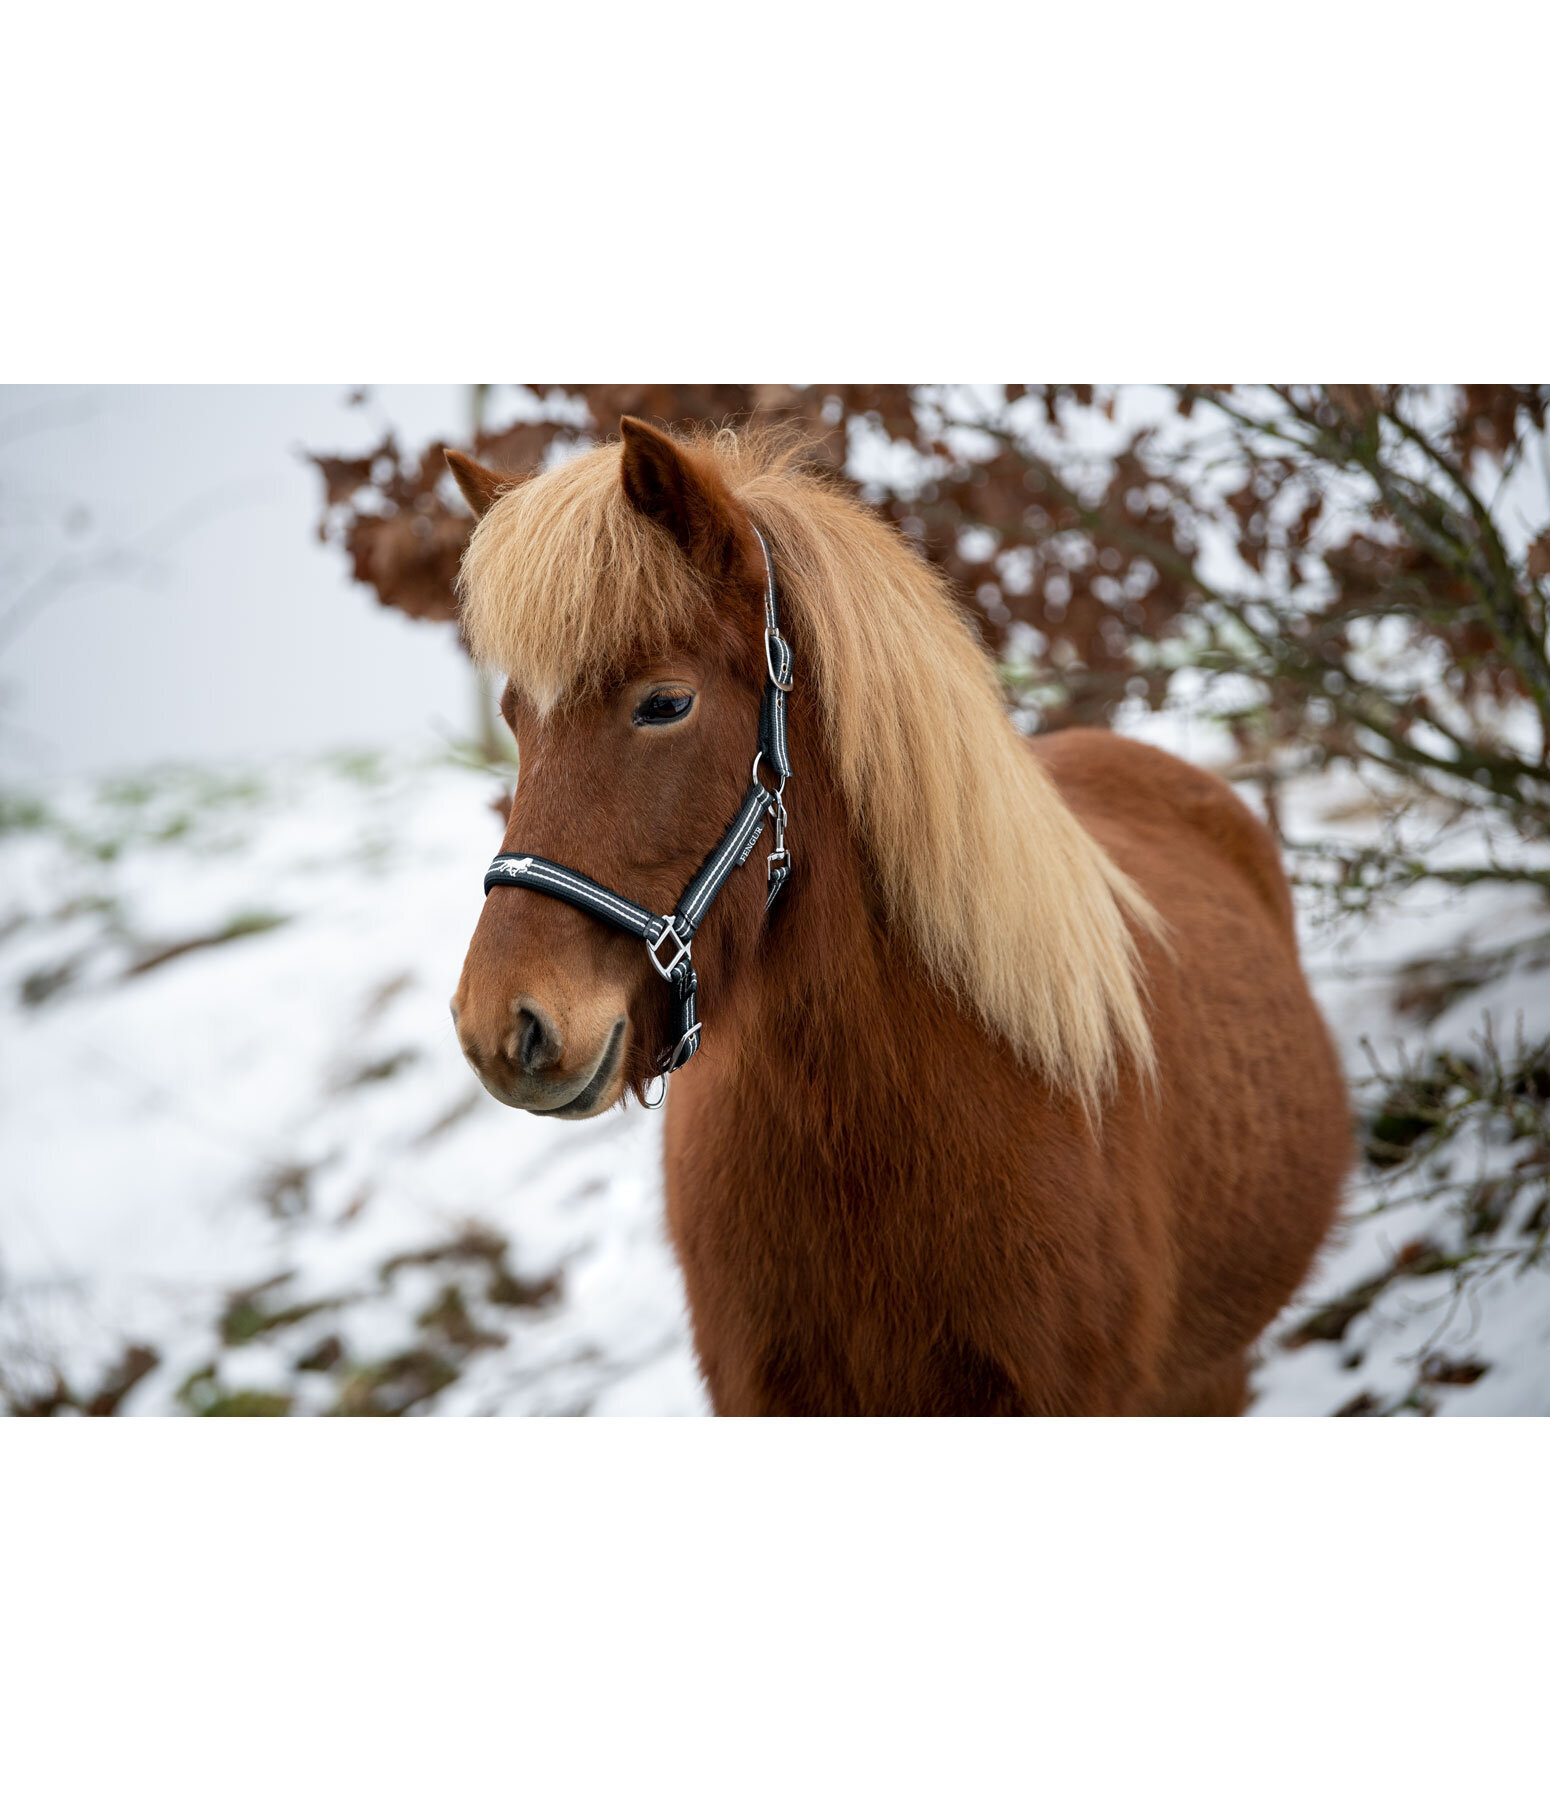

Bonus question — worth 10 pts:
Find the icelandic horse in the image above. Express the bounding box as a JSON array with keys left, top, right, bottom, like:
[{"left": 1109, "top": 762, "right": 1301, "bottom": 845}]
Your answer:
[{"left": 448, "top": 420, "right": 1350, "bottom": 1414}]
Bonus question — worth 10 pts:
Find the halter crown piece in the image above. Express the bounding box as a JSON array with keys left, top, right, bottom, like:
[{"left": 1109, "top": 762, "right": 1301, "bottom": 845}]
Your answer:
[{"left": 482, "top": 526, "right": 794, "bottom": 1108}]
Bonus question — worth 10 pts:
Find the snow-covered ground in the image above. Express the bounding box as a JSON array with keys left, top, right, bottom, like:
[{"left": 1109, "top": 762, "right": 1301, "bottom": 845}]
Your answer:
[{"left": 2, "top": 742, "right": 1546, "bottom": 1415}]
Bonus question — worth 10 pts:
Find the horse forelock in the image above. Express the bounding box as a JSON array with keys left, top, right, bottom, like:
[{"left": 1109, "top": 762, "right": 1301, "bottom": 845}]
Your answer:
[
  {"left": 456, "top": 438, "right": 722, "bottom": 712},
  {"left": 456, "top": 423, "right": 1161, "bottom": 1108}
]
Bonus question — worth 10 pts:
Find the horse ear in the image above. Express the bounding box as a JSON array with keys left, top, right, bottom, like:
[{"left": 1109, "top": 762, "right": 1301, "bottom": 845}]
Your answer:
[
  {"left": 618, "top": 417, "right": 746, "bottom": 579},
  {"left": 445, "top": 449, "right": 512, "bottom": 520}
]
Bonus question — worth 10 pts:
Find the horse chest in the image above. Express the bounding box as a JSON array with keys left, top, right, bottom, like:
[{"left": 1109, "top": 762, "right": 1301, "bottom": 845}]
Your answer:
[{"left": 663, "top": 1100, "right": 1052, "bottom": 1414}]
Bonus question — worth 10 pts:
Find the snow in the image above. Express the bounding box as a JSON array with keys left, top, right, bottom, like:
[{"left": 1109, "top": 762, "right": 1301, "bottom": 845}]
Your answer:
[
  {"left": 1, "top": 741, "right": 1546, "bottom": 1415},
  {"left": 0, "top": 751, "right": 699, "bottom": 1416}
]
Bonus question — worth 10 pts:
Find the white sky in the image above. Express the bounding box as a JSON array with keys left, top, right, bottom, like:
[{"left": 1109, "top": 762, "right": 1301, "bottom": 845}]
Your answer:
[{"left": 0, "top": 385, "right": 484, "bottom": 779}]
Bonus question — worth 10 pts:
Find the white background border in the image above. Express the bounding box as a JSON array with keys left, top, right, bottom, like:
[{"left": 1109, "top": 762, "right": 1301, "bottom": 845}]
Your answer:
[{"left": 4, "top": 5, "right": 1547, "bottom": 1794}]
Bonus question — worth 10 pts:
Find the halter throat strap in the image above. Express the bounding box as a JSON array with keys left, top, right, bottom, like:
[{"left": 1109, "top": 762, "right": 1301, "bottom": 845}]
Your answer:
[{"left": 482, "top": 525, "right": 794, "bottom": 1104}]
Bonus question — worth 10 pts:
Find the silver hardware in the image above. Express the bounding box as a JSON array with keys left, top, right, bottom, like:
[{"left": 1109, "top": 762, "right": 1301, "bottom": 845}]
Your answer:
[
  {"left": 764, "top": 627, "right": 794, "bottom": 692},
  {"left": 765, "top": 787, "right": 791, "bottom": 903},
  {"left": 647, "top": 919, "right": 690, "bottom": 979},
  {"left": 642, "top": 1020, "right": 702, "bottom": 1108},
  {"left": 751, "top": 751, "right": 788, "bottom": 800}
]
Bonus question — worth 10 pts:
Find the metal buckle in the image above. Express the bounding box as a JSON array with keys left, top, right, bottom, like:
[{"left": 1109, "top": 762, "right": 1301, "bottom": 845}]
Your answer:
[
  {"left": 764, "top": 627, "right": 794, "bottom": 692},
  {"left": 647, "top": 920, "right": 690, "bottom": 980}
]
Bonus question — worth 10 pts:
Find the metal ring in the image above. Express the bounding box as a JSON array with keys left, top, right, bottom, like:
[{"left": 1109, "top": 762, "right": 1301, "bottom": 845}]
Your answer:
[
  {"left": 642, "top": 1021, "right": 701, "bottom": 1108},
  {"left": 751, "top": 752, "right": 787, "bottom": 799}
]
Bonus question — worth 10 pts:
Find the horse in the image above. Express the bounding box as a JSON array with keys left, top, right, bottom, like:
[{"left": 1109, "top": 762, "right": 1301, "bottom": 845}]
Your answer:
[{"left": 447, "top": 418, "right": 1350, "bottom": 1415}]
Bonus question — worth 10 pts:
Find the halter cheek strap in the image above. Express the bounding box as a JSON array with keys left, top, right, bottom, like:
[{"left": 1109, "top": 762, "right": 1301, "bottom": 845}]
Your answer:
[{"left": 482, "top": 525, "right": 794, "bottom": 1107}]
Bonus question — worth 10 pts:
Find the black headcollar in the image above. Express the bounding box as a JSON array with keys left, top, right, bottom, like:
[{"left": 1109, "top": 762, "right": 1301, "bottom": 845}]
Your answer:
[{"left": 482, "top": 527, "right": 793, "bottom": 1107}]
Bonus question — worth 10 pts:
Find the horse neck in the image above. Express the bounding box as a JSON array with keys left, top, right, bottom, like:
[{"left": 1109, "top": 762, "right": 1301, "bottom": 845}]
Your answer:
[{"left": 714, "top": 736, "right": 947, "bottom": 1146}]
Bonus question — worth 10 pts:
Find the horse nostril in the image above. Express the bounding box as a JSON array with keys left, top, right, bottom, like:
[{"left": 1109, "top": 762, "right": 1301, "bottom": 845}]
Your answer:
[{"left": 513, "top": 1002, "right": 561, "bottom": 1076}]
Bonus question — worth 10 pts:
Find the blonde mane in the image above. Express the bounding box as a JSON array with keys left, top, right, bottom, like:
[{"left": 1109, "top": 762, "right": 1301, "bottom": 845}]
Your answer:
[{"left": 457, "top": 427, "right": 1160, "bottom": 1107}]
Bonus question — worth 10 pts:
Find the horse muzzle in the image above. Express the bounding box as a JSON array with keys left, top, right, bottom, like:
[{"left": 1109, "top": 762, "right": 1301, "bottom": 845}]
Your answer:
[{"left": 452, "top": 992, "right": 628, "bottom": 1119}]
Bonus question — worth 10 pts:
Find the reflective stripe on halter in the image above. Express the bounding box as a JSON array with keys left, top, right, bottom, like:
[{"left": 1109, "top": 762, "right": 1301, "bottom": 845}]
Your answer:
[{"left": 482, "top": 525, "right": 794, "bottom": 1107}]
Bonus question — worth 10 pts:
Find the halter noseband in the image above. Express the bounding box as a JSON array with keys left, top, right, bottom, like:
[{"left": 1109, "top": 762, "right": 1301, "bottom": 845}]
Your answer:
[{"left": 482, "top": 526, "right": 794, "bottom": 1109}]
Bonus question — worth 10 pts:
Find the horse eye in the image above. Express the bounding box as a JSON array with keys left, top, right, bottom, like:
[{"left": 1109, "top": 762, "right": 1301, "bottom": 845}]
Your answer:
[{"left": 632, "top": 690, "right": 695, "bottom": 727}]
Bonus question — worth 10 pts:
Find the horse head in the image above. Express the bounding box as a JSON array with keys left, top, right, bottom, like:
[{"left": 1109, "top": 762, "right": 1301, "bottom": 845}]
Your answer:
[{"left": 449, "top": 420, "right": 778, "bottom": 1117}]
